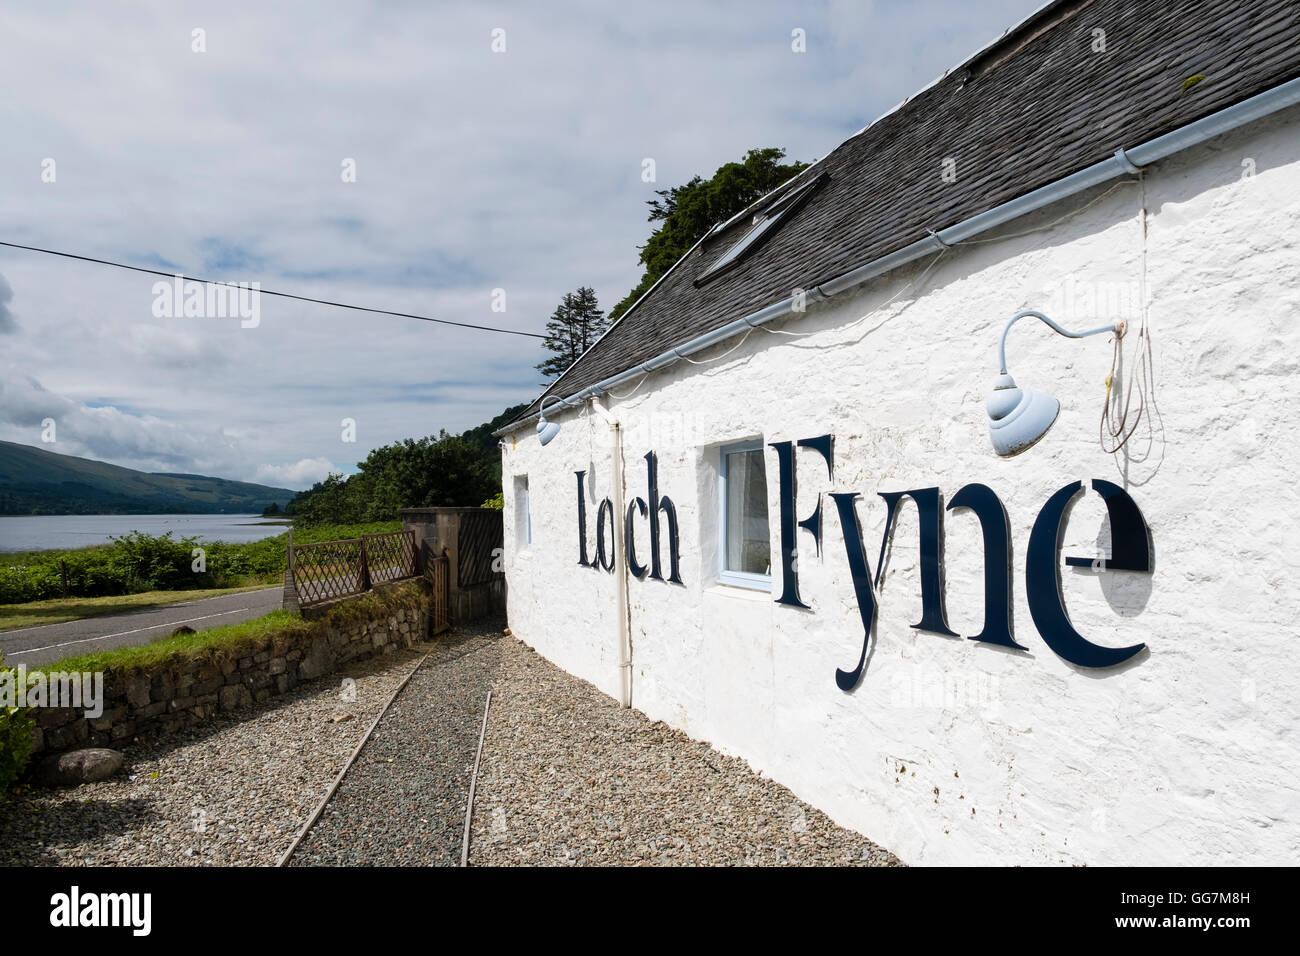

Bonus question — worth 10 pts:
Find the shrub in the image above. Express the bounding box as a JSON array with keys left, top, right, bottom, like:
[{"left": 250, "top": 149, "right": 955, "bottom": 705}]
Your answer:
[
  {"left": 0, "top": 653, "right": 34, "bottom": 794},
  {"left": 0, "top": 521, "right": 402, "bottom": 605},
  {"left": 108, "top": 531, "right": 199, "bottom": 592}
]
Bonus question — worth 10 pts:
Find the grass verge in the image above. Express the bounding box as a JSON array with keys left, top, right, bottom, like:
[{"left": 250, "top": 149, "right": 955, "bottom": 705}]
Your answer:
[
  {"left": 0, "top": 584, "right": 275, "bottom": 633},
  {"left": 38, "top": 610, "right": 314, "bottom": 675},
  {"left": 29, "top": 577, "right": 430, "bottom": 677}
]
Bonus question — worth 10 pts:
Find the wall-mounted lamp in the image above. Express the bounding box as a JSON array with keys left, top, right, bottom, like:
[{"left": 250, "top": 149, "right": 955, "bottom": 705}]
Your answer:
[
  {"left": 987, "top": 309, "right": 1123, "bottom": 457},
  {"left": 536, "top": 395, "right": 568, "bottom": 446}
]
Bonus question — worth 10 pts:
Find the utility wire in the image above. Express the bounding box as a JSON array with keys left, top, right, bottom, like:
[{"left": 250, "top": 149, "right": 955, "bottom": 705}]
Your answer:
[{"left": 0, "top": 239, "right": 545, "bottom": 339}]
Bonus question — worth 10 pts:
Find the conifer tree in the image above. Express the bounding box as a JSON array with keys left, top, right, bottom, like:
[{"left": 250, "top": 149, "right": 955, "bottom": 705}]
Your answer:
[{"left": 536, "top": 286, "right": 607, "bottom": 379}]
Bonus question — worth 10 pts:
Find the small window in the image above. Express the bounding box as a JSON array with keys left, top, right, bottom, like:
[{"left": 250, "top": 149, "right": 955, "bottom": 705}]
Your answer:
[
  {"left": 514, "top": 475, "right": 531, "bottom": 550},
  {"left": 719, "top": 440, "right": 770, "bottom": 589}
]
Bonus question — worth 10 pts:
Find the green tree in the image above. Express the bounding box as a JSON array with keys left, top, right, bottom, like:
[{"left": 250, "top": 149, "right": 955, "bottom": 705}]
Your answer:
[
  {"left": 459, "top": 402, "right": 528, "bottom": 483},
  {"left": 360, "top": 432, "right": 496, "bottom": 519},
  {"left": 282, "top": 402, "right": 537, "bottom": 527},
  {"left": 289, "top": 472, "right": 368, "bottom": 526},
  {"left": 610, "top": 147, "right": 810, "bottom": 320},
  {"left": 536, "top": 286, "right": 607, "bottom": 380},
  {"left": 286, "top": 432, "right": 499, "bottom": 526}
]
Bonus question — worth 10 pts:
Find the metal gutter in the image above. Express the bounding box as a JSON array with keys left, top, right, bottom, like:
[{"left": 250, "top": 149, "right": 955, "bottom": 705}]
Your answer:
[{"left": 497, "top": 75, "right": 1300, "bottom": 437}]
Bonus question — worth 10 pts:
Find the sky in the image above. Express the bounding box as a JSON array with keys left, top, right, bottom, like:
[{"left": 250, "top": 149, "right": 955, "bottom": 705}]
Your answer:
[{"left": 0, "top": 0, "right": 1047, "bottom": 490}]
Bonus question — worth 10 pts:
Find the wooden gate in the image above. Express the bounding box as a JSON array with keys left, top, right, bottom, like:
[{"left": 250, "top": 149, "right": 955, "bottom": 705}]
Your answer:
[
  {"left": 456, "top": 509, "right": 502, "bottom": 588},
  {"left": 427, "top": 552, "right": 451, "bottom": 635}
]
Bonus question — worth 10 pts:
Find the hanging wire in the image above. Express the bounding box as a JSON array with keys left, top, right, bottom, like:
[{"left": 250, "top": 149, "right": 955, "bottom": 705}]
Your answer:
[
  {"left": 758, "top": 248, "right": 947, "bottom": 341},
  {"left": 1099, "top": 174, "right": 1155, "bottom": 454},
  {"left": 680, "top": 325, "right": 757, "bottom": 364},
  {"left": 838, "top": 248, "right": 948, "bottom": 337},
  {"left": 758, "top": 177, "right": 1134, "bottom": 349},
  {"left": 606, "top": 372, "right": 650, "bottom": 400},
  {"left": 956, "top": 178, "right": 1138, "bottom": 245},
  {"left": 0, "top": 239, "right": 545, "bottom": 339}
]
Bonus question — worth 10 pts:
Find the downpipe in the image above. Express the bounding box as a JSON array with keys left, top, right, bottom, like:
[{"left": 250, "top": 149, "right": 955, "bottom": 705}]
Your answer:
[{"left": 590, "top": 396, "right": 632, "bottom": 708}]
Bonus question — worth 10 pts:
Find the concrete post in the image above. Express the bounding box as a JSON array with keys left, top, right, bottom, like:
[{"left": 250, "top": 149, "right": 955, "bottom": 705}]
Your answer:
[{"left": 282, "top": 527, "right": 300, "bottom": 613}]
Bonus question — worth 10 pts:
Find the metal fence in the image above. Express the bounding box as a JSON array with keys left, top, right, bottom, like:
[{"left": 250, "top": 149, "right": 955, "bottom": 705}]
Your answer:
[{"left": 291, "top": 530, "right": 417, "bottom": 607}]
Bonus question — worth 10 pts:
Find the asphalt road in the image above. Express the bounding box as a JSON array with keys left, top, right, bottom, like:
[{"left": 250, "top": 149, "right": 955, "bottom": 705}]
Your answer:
[{"left": 0, "top": 587, "right": 283, "bottom": 668}]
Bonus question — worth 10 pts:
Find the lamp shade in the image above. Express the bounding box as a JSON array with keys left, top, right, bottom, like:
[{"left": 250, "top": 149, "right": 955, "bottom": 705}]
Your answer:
[
  {"left": 537, "top": 417, "right": 561, "bottom": 446},
  {"left": 986, "top": 372, "right": 1060, "bottom": 457}
]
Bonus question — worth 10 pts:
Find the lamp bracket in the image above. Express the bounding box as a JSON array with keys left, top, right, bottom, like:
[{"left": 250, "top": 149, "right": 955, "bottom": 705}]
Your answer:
[{"left": 998, "top": 309, "right": 1122, "bottom": 374}]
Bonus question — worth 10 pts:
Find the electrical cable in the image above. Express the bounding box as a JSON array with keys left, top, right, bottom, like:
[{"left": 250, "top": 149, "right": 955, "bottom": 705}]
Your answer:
[
  {"left": 679, "top": 325, "right": 757, "bottom": 364},
  {"left": 1098, "top": 175, "right": 1154, "bottom": 454},
  {"left": 605, "top": 372, "right": 650, "bottom": 401},
  {"left": 955, "top": 179, "right": 1138, "bottom": 245},
  {"left": 0, "top": 239, "right": 545, "bottom": 339},
  {"left": 698, "top": 175, "right": 1154, "bottom": 460}
]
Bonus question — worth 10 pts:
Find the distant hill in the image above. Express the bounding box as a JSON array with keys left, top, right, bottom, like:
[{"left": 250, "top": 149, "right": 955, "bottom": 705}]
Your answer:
[{"left": 0, "top": 440, "right": 297, "bottom": 516}]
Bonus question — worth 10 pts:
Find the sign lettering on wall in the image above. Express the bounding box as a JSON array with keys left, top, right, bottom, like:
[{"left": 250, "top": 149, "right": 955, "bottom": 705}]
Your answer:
[
  {"left": 570, "top": 433, "right": 1153, "bottom": 685},
  {"left": 576, "top": 452, "right": 681, "bottom": 584}
]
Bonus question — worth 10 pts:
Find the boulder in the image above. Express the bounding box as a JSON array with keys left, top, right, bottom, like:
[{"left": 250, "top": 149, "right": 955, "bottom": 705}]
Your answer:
[{"left": 35, "top": 748, "right": 124, "bottom": 787}]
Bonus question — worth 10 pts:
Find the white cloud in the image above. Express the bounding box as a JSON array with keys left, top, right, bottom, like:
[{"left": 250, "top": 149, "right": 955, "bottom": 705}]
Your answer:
[
  {"left": 254, "top": 457, "right": 337, "bottom": 489},
  {"left": 0, "top": 1, "right": 1045, "bottom": 489},
  {"left": 0, "top": 273, "right": 17, "bottom": 333}
]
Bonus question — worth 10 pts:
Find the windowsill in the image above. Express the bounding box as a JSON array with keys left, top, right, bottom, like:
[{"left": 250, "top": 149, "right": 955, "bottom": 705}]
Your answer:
[{"left": 707, "top": 577, "right": 772, "bottom": 600}]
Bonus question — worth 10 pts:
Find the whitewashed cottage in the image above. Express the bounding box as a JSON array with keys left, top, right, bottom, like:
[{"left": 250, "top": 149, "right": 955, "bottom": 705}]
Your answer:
[{"left": 495, "top": 0, "right": 1300, "bottom": 865}]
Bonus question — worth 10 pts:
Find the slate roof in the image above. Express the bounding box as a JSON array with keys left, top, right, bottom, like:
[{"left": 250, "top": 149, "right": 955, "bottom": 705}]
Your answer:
[{"left": 509, "top": 0, "right": 1300, "bottom": 429}]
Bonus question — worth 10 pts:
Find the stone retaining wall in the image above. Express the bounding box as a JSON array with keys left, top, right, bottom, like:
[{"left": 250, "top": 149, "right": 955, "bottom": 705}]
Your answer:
[{"left": 29, "top": 580, "right": 431, "bottom": 756}]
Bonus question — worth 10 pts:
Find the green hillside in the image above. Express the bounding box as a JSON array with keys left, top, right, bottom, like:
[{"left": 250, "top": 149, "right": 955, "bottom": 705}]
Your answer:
[{"left": 0, "top": 440, "right": 296, "bottom": 515}]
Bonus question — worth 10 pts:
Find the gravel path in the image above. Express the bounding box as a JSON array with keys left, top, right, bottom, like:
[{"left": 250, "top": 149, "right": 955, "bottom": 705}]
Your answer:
[
  {"left": 468, "top": 628, "right": 900, "bottom": 866},
  {"left": 286, "top": 629, "right": 501, "bottom": 866},
  {"left": 0, "top": 648, "right": 427, "bottom": 867},
  {"left": 2, "top": 621, "right": 900, "bottom": 867}
]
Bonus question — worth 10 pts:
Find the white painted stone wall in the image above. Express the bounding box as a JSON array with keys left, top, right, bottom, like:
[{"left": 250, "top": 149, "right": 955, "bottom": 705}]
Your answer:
[{"left": 501, "top": 108, "right": 1300, "bottom": 866}]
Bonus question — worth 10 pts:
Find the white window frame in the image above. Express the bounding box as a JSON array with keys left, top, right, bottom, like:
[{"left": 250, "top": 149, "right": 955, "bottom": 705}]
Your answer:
[
  {"left": 515, "top": 475, "right": 531, "bottom": 551},
  {"left": 717, "top": 439, "right": 771, "bottom": 591}
]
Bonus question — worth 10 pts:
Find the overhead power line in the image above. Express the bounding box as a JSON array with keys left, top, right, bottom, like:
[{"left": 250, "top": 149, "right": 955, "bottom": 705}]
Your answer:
[{"left": 0, "top": 239, "right": 545, "bottom": 339}]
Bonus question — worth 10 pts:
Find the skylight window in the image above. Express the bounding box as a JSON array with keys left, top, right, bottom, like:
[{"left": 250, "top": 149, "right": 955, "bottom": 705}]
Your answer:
[{"left": 694, "top": 172, "right": 829, "bottom": 286}]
